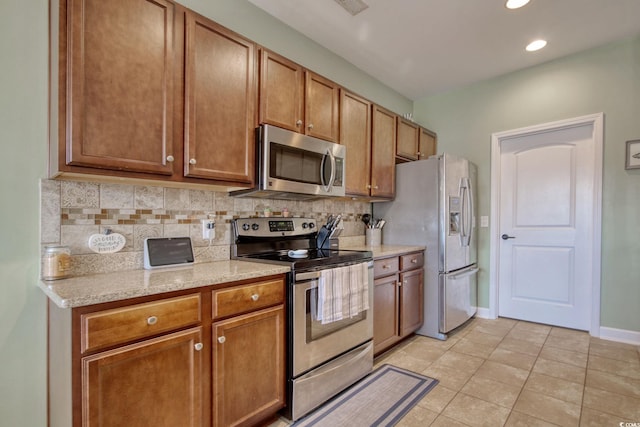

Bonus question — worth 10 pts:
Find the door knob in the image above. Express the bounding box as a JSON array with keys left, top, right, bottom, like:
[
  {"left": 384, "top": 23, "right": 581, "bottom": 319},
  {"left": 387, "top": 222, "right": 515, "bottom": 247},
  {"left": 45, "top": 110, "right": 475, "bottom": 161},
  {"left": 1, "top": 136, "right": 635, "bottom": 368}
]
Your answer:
[{"left": 501, "top": 234, "right": 516, "bottom": 240}]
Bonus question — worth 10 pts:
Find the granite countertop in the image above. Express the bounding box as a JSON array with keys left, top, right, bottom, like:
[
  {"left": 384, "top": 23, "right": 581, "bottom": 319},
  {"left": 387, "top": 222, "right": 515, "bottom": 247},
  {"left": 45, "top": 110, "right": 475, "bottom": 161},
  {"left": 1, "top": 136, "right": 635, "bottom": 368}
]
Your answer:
[
  {"left": 38, "top": 260, "right": 290, "bottom": 309},
  {"left": 342, "top": 244, "right": 425, "bottom": 259}
]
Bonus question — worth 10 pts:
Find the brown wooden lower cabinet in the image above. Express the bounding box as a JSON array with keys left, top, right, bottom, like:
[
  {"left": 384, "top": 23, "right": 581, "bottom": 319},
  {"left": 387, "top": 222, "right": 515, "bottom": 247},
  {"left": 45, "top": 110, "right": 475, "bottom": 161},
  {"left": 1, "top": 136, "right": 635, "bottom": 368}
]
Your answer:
[
  {"left": 373, "top": 251, "right": 424, "bottom": 355},
  {"left": 82, "top": 328, "right": 204, "bottom": 427},
  {"left": 48, "top": 275, "right": 286, "bottom": 427},
  {"left": 212, "top": 305, "right": 285, "bottom": 427}
]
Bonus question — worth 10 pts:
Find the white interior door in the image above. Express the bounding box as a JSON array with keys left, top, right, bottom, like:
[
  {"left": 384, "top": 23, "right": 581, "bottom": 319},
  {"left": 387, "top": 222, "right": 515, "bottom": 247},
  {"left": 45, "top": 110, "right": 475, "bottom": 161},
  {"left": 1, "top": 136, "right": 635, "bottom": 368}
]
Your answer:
[{"left": 491, "top": 114, "right": 602, "bottom": 332}]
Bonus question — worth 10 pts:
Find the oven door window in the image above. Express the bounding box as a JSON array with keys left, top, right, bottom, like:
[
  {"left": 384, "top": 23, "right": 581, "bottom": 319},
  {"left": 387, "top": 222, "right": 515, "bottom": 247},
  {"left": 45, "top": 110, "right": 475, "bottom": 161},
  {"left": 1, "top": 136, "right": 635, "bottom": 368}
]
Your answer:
[{"left": 305, "top": 286, "right": 366, "bottom": 343}]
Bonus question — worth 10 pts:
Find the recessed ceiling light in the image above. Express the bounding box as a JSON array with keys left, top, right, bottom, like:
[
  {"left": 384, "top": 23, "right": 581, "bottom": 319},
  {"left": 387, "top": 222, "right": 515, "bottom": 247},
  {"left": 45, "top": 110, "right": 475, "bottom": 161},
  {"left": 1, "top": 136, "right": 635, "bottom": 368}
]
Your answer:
[
  {"left": 506, "top": 0, "right": 530, "bottom": 9},
  {"left": 526, "top": 39, "right": 547, "bottom": 52},
  {"left": 334, "top": 0, "right": 369, "bottom": 16}
]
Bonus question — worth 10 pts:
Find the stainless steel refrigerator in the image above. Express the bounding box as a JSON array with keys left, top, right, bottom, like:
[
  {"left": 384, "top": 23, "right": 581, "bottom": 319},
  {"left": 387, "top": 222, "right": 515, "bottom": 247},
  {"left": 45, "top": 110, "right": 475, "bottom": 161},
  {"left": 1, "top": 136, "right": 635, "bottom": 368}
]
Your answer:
[{"left": 375, "top": 153, "right": 478, "bottom": 340}]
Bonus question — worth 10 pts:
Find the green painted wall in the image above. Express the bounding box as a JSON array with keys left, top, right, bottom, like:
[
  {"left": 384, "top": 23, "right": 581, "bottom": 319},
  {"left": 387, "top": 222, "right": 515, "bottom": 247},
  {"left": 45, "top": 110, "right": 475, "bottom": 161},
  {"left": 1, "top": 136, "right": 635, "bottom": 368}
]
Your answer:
[
  {"left": 0, "top": 0, "right": 409, "bottom": 424},
  {"left": 413, "top": 37, "right": 640, "bottom": 332}
]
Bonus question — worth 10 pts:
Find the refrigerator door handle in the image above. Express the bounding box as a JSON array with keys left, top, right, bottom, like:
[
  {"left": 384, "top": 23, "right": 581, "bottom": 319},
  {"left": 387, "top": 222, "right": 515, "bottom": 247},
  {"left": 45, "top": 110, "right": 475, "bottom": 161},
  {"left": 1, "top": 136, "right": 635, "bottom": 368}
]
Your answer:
[
  {"left": 449, "top": 267, "right": 479, "bottom": 280},
  {"left": 459, "top": 177, "right": 472, "bottom": 247}
]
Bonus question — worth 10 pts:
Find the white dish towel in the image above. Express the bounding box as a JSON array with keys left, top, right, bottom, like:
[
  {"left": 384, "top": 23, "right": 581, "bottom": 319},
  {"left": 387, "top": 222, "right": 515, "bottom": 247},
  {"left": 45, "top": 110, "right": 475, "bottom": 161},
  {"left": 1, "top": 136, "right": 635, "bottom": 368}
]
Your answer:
[{"left": 316, "top": 262, "right": 370, "bottom": 324}]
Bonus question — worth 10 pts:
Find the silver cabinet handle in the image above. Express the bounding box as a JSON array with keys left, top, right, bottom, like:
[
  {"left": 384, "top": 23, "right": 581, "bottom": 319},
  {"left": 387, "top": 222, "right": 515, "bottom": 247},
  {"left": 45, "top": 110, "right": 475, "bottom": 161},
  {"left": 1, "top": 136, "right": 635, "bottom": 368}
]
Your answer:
[
  {"left": 147, "top": 316, "right": 158, "bottom": 325},
  {"left": 296, "top": 119, "right": 303, "bottom": 126},
  {"left": 217, "top": 336, "right": 226, "bottom": 344},
  {"left": 166, "top": 155, "right": 174, "bottom": 162},
  {"left": 194, "top": 342, "right": 203, "bottom": 351},
  {"left": 251, "top": 294, "right": 260, "bottom": 301},
  {"left": 411, "top": 258, "right": 417, "bottom": 264},
  {"left": 189, "top": 158, "right": 197, "bottom": 165}
]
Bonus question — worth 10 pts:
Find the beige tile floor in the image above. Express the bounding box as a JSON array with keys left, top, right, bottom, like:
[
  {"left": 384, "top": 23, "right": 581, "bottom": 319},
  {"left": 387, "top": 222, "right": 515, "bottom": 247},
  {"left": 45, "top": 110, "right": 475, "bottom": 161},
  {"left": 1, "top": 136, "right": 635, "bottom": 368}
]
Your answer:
[
  {"left": 376, "top": 318, "right": 640, "bottom": 427},
  {"left": 272, "top": 318, "right": 640, "bottom": 427}
]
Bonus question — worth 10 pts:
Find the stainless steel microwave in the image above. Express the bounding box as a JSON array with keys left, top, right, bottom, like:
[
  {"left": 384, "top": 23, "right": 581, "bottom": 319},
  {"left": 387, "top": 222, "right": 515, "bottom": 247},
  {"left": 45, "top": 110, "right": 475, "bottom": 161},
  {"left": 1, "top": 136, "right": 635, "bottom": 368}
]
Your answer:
[{"left": 230, "top": 125, "right": 346, "bottom": 200}]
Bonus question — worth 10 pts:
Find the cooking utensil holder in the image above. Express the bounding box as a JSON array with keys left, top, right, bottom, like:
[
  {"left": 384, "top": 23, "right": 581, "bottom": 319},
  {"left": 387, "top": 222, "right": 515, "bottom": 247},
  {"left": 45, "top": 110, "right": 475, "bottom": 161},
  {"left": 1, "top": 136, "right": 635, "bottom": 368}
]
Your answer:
[{"left": 365, "top": 228, "right": 381, "bottom": 246}]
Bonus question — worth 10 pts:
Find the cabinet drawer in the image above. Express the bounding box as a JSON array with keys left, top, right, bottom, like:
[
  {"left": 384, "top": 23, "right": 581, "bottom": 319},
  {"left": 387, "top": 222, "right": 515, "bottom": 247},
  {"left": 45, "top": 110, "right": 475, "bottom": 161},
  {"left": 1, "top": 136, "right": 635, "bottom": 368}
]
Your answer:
[
  {"left": 400, "top": 252, "right": 424, "bottom": 270},
  {"left": 374, "top": 257, "right": 399, "bottom": 277},
  {"left": 81, "top": 294, "right": 201, "bottom": 353},
  {"left": 213, "top": 278, "right": 284, "bottom": 320}
]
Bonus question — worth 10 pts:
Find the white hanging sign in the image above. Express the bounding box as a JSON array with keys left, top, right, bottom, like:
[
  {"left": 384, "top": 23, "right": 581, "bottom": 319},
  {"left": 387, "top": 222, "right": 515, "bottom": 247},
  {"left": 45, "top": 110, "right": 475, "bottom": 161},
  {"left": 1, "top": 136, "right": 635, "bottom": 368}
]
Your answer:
[{"left": 88, "top": 233, "right": 126, "bottom": 254}]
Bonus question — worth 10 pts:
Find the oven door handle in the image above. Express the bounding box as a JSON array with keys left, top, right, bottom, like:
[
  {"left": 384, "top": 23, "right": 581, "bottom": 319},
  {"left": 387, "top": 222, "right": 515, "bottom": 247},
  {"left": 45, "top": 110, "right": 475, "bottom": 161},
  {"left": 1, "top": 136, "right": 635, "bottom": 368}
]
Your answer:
[{"left": 295, "top": 271, "right": 321, "bottom": 282}]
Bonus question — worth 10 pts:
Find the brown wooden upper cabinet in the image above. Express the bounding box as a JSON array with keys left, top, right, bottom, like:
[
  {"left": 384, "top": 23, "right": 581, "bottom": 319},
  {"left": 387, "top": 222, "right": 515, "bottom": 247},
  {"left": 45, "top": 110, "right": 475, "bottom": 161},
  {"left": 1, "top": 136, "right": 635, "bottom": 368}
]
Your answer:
[
  {"left": 339, "top": 90, "right": 371, "bottom": 197},
  {"left": 259, "top": 50, "right": 339, "bottom": 142},
  {"left": 55, "top": 0, "right": 256, "bottom": 187},
  {"left": 419, "top": 126, "right": 437, "bottom": 160},
  {"left": 183, "top": 10, "right": 256, "bottom": 184},
  {"left": 396, "top": 117, "right": 438, "bottom": 162},
  {"left": 370, "top": 105, "right": 397, "bottom": 199},
  {"left": 396, "top": 118, "right": 421, "bottom": 161},
  {"left": 63, "top": 0, "right": 177, "bottom": 176}
]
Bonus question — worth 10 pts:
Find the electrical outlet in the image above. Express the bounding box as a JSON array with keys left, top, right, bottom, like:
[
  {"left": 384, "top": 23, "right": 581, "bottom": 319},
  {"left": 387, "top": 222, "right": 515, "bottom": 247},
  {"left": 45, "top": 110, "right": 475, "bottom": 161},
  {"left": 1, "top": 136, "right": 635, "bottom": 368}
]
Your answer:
[{"left": 202, "top": 219, "right": 215, "bottom": 239}]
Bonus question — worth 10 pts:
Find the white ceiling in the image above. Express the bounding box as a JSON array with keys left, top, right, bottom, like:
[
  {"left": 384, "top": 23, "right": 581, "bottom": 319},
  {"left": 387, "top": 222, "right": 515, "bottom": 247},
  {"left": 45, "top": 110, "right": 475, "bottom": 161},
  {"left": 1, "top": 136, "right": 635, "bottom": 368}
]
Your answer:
[{"left": 248, "top": 0, "right": 640, "bottom": 100}]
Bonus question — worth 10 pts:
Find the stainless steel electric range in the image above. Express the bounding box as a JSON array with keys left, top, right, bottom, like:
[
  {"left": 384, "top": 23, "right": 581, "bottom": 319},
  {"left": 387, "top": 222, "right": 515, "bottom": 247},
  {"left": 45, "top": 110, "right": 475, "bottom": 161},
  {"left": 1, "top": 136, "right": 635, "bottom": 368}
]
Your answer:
[{"left": 232, "top": 217, "right": 374, "bottom": 421}]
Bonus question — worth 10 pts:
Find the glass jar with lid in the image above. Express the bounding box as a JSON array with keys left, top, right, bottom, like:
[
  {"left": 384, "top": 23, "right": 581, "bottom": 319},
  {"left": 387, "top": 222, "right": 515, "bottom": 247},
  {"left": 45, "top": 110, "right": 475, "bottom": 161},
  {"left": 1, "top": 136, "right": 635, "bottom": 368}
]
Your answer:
[{"left": 42, "top": 245, "right": 71, "bottom": 280}]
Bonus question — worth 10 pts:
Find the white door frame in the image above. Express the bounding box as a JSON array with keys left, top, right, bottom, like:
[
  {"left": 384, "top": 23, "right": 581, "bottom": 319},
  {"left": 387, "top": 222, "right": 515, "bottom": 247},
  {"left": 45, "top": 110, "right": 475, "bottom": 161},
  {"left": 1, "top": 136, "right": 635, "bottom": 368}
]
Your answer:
[{"left": 489, "top": 113, "right": 603, "bottom": 336}]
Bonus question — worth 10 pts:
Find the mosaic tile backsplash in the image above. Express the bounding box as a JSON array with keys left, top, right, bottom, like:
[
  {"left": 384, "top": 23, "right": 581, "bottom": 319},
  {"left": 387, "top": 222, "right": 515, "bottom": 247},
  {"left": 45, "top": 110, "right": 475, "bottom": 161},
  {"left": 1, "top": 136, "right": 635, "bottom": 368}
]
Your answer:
[{"left": 40, "top": 179, "right": 372, "bottom": 276}]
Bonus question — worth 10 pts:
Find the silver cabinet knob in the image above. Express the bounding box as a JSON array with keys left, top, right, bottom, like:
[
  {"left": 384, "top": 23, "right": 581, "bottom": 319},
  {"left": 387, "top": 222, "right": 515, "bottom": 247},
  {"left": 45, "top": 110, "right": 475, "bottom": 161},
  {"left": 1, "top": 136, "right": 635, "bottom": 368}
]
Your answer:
[
  {"left": 411, "top": 258, "right": 417, "bottom": 264},
  {"left": 373, "top": 185, "right": 379, "bottom": 189},
  {"left": 166, "top": 155, "right": 174, "bottom": 162},
  {"left": 251, "top": 294, "right": 260, "bottom": 302},
  {"left": 189, "top": 158, "right": 197, "bottom": 165},
  {"left": 296, "top": 119, "right": 303, "bottom": 126},
  {"left": 307, "top": 123, "right": 314, "bottom": 130},
  {"left": 147, "top": 316, "right": 158, "bottom": 325},
  {"left": 366, "top": 184, "right": 372, "bottom": 189},
  {"left": 416, "top": 152, "right": 421, "bottom": 156},
  {"left": 194, "top": 342, "right": 203, "bottom": 351},
  {"left": 382, "top": 264, "right": 390, "bottom": 269},
  {"left": 217, "top": 336, "right": 226, "bottom": 344}
]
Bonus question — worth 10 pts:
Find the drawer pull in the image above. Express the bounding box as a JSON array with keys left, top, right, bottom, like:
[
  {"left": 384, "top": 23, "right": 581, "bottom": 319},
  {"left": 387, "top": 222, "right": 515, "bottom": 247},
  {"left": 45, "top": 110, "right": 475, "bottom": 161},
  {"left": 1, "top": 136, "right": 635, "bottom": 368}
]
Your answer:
[
  {"left": 194, "top": 342, "right": 203, "bottom": 351},
  {"left": 251, "top": 294, "right": 260, "bottom": 302},
  {"left": 218, "top": 336, "right": 226, "bottom": 344},
  {"left": 382, "top": 264, "right": 390, "bottom": 269},
  {"left": 411, "top": 258, "right": 418, "bottom": 264},
  {"left": 147, "top": 316, "right": 158, "bottom": 325}
]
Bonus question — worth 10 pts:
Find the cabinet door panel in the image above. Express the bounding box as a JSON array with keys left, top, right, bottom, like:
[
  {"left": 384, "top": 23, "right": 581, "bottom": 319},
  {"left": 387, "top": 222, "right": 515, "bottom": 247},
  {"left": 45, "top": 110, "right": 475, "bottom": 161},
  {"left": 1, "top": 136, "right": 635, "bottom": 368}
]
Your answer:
[
  {"left": 340, "top": 90, "right": 371, "bottom": 197},
  {"left": 373, "top": 275, "right": 399, "bottom": 354},
  {"left": 82, "top": 327, "right": 203, "bottom": 427},
  {"left": 67, "top": 0, "right": 174, "bottom": 175},
  {"left": 184, "top": 12, "right": 256, "bottom": 183},
  {"left": 400, "top": 269, "right": 424, "bottom": 337},
  {"left": 259, "top": 50, "right": 304, "bottom": 132},
  {"left": 213, "top": 305, "right": 285, "bottom": 427},
  {"left": 305, "top": 72, "right": 339, "bottom": 142},
  {"left": 419, "top": 127, "right": 437, "bottom": 160},
  {"left": 396, "top": 118, "right": 420, "bottom": 160},
  {"left": 371, "top": 105, "right": 396, "bottom": 199}
]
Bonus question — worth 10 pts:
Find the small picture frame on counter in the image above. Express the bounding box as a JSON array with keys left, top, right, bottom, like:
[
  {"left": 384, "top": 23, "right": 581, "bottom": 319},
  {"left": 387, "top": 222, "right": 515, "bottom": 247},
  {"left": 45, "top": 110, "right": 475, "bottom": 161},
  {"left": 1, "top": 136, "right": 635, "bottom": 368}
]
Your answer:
[{"left": 625, "top": 139, "right": 640, "bottom": 170}]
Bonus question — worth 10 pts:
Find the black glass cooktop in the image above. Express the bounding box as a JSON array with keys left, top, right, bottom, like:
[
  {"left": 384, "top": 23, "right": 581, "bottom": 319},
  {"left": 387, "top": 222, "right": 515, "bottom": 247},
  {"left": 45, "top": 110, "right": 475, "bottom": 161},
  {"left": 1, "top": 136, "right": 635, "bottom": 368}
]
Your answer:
[{"left": 240, "top": 248, "right": 372, "bottom": 270}]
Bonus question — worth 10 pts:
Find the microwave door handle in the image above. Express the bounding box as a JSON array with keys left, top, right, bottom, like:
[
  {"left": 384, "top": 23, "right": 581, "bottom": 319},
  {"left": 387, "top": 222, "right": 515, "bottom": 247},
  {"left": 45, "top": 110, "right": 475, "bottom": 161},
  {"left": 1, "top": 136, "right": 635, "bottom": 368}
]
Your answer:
[{"left": 321, "top": 149, "right": 336, "bottom": 192}]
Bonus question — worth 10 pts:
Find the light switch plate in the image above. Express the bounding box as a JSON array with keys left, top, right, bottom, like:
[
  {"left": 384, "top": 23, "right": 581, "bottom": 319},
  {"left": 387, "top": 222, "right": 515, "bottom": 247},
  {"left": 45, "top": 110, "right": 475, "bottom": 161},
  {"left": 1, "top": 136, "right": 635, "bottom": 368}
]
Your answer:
[{"left": 480, "top": 216, "right": 489, "bottom": 228}]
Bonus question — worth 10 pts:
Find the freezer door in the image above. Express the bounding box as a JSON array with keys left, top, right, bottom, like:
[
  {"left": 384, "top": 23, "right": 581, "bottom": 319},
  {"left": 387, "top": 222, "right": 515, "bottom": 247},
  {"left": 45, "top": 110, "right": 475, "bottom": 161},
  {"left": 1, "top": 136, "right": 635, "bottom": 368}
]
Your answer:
[
  {"left": 441, "top": 154, "right": 477, "bottom": 272},
  {"left": 439, "top": 265, "right": 478, "bottom": 333}
]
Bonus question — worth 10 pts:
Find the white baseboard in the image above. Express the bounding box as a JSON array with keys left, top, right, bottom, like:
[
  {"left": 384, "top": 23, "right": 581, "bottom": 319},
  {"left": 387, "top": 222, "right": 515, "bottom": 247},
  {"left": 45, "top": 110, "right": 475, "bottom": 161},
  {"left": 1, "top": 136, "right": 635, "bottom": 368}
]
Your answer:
[
  {"left": 473, "top": 312, "right": 639, "bottom": 346},
  {"left": 597, "top": 326, "right": 640, "bottom": 345},
  {"left": 476, "top": 307, "right": 493, "bottom": 319}
]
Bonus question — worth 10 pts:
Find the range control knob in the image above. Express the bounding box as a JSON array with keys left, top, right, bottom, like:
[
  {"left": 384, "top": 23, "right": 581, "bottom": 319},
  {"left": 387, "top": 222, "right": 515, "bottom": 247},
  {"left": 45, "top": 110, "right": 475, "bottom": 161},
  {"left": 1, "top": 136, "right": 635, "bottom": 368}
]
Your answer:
[
  {"left": 251, "top": 223, "right": 259, "bottom": 231},
  {"left": 302, "top": 223, "right": 308, "bottom": 229},
  {"left": 308, "top": 222, "right": 315, "bottom": 229},
  {"left": 242, "top": 223, "right": 250, "bottom": 231}
]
